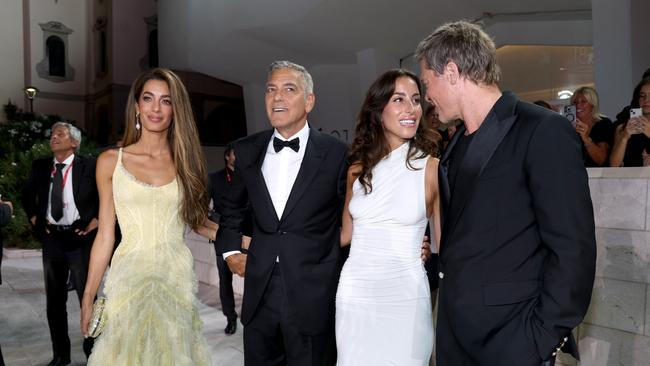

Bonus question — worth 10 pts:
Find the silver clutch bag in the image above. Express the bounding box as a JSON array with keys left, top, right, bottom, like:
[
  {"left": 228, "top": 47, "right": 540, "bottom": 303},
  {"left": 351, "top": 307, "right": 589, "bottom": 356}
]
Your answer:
[{"left": 88, "top": 297, "right": 107, "bottom": 338}]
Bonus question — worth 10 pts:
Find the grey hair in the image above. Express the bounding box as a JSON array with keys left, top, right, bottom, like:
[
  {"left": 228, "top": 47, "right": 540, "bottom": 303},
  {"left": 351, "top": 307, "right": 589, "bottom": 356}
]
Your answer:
[
  {"left": 51, "top": 122, "right": 82, "bottom": 150},
  {"left": 415, "top": 20, "right": 500, "bottom": 85},
  {"left": 268, "top": 60, "right": 314, "bottom": 96}
]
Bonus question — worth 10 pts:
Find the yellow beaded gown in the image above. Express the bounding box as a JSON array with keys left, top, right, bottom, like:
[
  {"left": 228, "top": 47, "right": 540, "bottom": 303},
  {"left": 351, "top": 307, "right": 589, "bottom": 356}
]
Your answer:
[{"left": 88, "top": 148, "right": 211, "bottom": 365}]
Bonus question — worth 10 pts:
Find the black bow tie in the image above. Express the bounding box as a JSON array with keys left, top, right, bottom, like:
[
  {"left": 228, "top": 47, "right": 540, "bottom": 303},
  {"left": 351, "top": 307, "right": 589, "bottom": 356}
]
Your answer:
[{"left": 273, "top": 137, "right": 300, "bottom": 153}]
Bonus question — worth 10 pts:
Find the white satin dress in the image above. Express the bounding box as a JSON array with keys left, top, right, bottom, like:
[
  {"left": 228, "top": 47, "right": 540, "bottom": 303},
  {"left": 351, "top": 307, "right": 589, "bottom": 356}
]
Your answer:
[{"left": 336, "top": 142, "right": 433, "bottom": 365}]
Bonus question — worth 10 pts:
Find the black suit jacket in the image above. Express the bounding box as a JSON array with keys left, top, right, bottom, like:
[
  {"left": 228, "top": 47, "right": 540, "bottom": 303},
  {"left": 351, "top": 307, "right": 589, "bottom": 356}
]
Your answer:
[
  {"left": 217, "top": 128, "right": 348, "bottom": 335},
  {"left": 22, "top": 155, "right": 99, "bottom": 238},
  {"left": 437, "top": 92, "right": 596, "bottom": 363},
  {"left": 208, "top": 168, "right": 251, "bottom": 246}
]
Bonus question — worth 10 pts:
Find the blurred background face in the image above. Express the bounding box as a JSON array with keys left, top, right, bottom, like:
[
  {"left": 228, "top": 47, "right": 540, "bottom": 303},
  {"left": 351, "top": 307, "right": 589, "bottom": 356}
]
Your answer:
[
  {"left": 640, "top": 84, "right": 650, "bottom": 116},
  {"left": 49, "top": 126, "right": 77, "bottom": 155},
  {"left": 225, "top": 149, "right": 236, "bottom": 170},
  {"left": 381, "top": 76, "right": 422, "bottom": 149},
  {"left": 136, "top": 79, "right": 174, "bottom": 133},
  {"left": 572, "top": 93, "right": 594, "bottom": 122},
  {"left": 265, "top": 68, "right": 314, "bottom": 135},
  {"left": 425, "top": 106, "right": 441, "bottom": 130}
]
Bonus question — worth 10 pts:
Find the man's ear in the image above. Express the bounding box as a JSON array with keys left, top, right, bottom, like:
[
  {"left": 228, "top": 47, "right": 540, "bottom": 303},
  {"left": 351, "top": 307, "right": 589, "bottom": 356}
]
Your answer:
[
  {"left": 305, "top": 93, "right": 316, "bottom": 114},
  {"left": 445, "top": 62, "right": 460, "bottom": 85}
]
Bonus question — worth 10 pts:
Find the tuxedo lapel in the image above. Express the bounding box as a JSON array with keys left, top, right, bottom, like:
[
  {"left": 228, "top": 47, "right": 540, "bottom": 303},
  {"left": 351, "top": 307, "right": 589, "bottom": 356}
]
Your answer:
[
  {"left": 280, "top": 129, "right": 327, "bottom": 222},
  {"left": 445, "top": 94, "right": 518, "bottom": 241},
  {"left": 244, "top": 131, "right": 280, "bottom": 223}
]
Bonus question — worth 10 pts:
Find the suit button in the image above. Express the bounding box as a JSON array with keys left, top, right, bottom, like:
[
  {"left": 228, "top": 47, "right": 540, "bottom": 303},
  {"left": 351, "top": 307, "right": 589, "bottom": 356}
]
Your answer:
[{"left": 438, "top": 272, "right": 444, "bottom": 279}]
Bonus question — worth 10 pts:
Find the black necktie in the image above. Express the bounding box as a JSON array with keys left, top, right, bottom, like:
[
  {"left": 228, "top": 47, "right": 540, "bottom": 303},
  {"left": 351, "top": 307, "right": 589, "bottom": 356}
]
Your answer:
[
  {"left": 273, "top": 137, "right": 300, "bottom": 153},
  {"left": 51, "top": 163, "right": 65, "bottom": 222}
]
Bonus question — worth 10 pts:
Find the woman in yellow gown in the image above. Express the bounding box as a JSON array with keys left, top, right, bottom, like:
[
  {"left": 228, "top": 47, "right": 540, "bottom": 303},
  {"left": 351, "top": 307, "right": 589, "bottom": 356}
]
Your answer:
[{"left": 81, "top": 68, "right": 217, "bottom": 365}]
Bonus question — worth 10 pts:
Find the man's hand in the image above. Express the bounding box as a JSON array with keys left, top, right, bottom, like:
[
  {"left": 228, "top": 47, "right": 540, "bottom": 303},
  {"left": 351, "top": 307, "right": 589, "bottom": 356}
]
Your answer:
[
  {"left": 421, "top": 236, "right": 432, "bottom": 262},
  {"left": 226, "top": 253, "right": 247, "bottom": 277},
  {"left": 30, "top": 215, "right": 37, "bottom": 226},
  {"left": 76, "top": 218, "right": 99, "bottom": 235}
]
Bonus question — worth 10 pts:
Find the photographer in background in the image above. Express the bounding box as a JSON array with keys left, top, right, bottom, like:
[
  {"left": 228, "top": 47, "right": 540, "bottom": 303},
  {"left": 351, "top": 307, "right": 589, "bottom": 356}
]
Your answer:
[
  {"left": 570, "top": 86, "right": 614, "bottom": 167},
  {"left": 610, "top": 77, "right": 650, "bottom": 167}
]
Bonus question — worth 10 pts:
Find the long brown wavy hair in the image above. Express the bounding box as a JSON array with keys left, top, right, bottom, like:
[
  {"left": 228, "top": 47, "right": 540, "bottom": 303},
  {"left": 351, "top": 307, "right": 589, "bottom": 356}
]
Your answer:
[
  {"left": 122, "top": 68, "right": 209, "bottom": 230},
  {"left": 350, "top": 69, "right": 441, "bottom": 194}
]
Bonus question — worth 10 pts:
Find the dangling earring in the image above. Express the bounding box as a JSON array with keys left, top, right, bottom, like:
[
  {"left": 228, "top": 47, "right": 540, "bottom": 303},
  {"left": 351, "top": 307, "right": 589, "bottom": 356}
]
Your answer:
[{"left": 135, "top": 112, "right": 141, "bottom": 130}]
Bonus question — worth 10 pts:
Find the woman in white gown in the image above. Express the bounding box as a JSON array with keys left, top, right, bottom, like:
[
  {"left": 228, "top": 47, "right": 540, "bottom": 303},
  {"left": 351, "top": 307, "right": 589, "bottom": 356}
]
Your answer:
[{"left": 336, "top": 69, "right": 441, "bottom": 365}]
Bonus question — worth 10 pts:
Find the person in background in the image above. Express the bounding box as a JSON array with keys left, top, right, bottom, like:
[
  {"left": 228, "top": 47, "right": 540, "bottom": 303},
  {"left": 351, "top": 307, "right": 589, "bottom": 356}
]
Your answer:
[
  {"left": 22, "top": 122, "right": 98, "bottom": 366},
  {"left": 570, "top": 86, "right": 614, "bottom": 167},
  {"left": 613, "top": 68, "right": 650, "bottom": 127},
  {"left": 424, "top": 105, "right": 450, "bottom": 149},
  {"left": 0, "top": 195, "right": 13, "bottom": 285},
  {"left": 610, "top": 77, "right": 650, "bottom": 167},
  {"left": 208, "top": 144, "right": 242, "bottom": 335}
]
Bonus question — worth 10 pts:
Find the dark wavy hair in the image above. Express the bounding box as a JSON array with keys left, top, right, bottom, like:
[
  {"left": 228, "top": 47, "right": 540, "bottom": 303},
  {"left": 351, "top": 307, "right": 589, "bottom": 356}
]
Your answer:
[{"left": 349, "top": 69, "right": 441, "bottom": 194}]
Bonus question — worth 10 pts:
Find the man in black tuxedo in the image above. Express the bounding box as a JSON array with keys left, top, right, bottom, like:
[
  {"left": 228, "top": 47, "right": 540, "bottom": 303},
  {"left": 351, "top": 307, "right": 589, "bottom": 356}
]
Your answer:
[
  {"left": 23, "top": 122, "right": 98, "bottom": 366},
  {"left": 216, "top": 61, "right": 347, "bottom": 365},
  {"left": 416, "top": 21, "right": 596, "bottom": 365},
  {"left": 208, "top": 144, "right": 241, "bottom": 335}
]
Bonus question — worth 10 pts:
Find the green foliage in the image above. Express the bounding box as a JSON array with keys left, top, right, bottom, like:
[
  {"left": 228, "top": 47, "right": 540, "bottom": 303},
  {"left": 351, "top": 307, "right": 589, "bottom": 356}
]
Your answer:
[{"left": 0, "top": 104, "right": 99, "bottom": 249}]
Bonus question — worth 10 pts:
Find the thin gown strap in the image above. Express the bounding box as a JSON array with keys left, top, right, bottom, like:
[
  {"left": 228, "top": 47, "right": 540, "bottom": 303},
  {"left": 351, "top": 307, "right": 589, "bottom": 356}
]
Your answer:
[{"left": 117, "top": 147, "right": 124, "bottom": 167}]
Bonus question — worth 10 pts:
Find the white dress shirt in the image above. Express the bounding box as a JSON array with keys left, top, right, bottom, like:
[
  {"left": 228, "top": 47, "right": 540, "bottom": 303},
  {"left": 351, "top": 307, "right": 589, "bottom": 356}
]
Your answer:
[
  {"left": 261, "top": 123, "right": 310, "bottom": 219},
  {"left": 47, "top": 154, "right": 80, "bottom": 225},
  {"left": 223, "top": 122, "right": 310, "bottom": 260}
]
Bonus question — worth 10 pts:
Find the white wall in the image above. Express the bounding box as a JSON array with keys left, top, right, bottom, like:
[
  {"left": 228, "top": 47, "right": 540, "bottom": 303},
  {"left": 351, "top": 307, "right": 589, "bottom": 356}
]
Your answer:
[{"left": 0, "top": 0, "right": 25, "bottom": 119}]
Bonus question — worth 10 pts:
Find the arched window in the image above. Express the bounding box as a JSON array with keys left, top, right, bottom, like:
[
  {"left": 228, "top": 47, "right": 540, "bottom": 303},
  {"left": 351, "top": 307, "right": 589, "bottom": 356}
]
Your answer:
[
  {"left": 46, "top": 36, "right": 65, "bottom": 77},
  {"left": 36, "top": 21, "right": 74, "bottom": 82}
]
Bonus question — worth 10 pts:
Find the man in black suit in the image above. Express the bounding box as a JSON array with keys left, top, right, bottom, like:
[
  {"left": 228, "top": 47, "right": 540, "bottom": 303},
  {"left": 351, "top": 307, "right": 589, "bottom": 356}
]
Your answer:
[
  {"left": 208, "top": 144, "right": 241, "bottom": 335},
  {"left": 217, "top": 61, "right": 347, "bottom": 365},
  {"left": 0, "top": 196, "right": 12, "bottom": 286},
  {"left": 23, "top": 122, "right": 98, "bottom": 366},
  {"left": 416, "top": 21, "right": 596, "bottom": 365}
]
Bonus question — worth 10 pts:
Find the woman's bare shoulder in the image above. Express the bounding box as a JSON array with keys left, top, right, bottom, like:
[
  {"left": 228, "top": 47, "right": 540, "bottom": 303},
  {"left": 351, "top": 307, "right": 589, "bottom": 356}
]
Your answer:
[{"left": 96, "top": 148, "right": 119, "bottom": 174}]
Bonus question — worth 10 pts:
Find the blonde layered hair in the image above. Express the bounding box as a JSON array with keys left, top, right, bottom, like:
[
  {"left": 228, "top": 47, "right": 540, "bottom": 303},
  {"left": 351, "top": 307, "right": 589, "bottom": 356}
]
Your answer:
[
  {"left": 571, "top": 86, "right": 604, "bottom": 122},
  {"left": 122, "top": 68, "right": 209, "bottom": 230}
]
